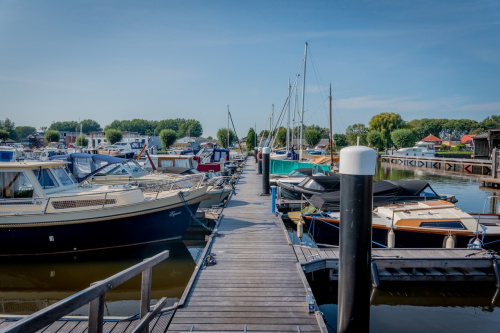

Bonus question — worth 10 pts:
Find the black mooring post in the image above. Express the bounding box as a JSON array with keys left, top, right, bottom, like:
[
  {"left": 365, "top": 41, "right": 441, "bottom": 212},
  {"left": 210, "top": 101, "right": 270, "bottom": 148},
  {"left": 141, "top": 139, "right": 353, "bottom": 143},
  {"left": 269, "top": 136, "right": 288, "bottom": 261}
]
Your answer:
[
  {"left": 255, "top": 149, "right": 258, "bottom": 163},
  {"left": 258, "top": 147, "right": 263, "bottom": 175},
  {"left": 338, "top": 146, "right": 376, "bottom": 333},
  {"left": 261, "top": 147, "right": 270, "bottom": 195}
]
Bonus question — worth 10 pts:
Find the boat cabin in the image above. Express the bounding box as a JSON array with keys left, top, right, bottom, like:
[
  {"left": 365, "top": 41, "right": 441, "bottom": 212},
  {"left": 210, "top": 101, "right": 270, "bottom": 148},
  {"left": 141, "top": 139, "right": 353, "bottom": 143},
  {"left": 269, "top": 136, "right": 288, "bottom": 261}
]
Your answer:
[{"left": 0, "top": 161, "right": 78, "bottom": 200}]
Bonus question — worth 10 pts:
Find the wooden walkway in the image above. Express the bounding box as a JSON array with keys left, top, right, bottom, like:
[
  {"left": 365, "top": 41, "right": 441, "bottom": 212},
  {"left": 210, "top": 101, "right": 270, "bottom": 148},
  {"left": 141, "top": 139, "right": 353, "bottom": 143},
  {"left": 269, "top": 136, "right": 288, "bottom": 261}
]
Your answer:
[
  {"left": 167, "top": 158, "right": 325, "bottom": 333},
  {"left": 0, "top": 311, "right": 174, "bottom": 333},
  {"left": 294, "top": 246, "right": 500, "bottom": 284}
]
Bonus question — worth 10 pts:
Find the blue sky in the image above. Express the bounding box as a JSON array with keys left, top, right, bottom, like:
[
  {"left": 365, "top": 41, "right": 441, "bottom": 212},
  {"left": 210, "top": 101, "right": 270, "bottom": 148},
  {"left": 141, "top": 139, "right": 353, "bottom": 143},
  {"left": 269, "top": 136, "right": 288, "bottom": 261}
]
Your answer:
[{"left": 1, "top": 0, "right": 499, "bottom": 138}]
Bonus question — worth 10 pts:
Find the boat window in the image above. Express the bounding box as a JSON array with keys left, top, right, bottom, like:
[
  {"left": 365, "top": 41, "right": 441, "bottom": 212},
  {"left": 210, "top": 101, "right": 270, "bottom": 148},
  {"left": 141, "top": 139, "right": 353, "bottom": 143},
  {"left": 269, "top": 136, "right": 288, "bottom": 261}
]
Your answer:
[
  {"left": 33, "top": 168, "right": 59, "bottom": 189},
  {"left": 303, "top": 179, "right": 325, "bottom": 191},
  {"left": 0, "top": 171, "right": 37, "bottom": 198},
  {"left": 419, "top": 185, "right": 438, "bottom": 197},
  {"left": 52, "top": 166, "right": 76, "bottom": 186},
  {"left": 175, "top": 159, "right": 192, "bottom": 169},
  {"left": 419, "top": 221, "right": 466, "bottom": 230},
  {"left": 73, "top": 157, "right": 93, "bottom": 179},
  {"left": 122, "top": 160, "right": 148, "bottom": 177},
  {"left": 160, "top": 159, "right": 174, "bottom": 167}
]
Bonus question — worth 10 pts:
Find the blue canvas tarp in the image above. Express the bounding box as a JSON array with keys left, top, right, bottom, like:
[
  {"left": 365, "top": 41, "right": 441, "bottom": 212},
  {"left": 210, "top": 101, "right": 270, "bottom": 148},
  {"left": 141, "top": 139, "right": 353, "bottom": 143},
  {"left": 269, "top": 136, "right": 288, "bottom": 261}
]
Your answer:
[{"left": 270, "top": 159, "right": 330, "bottom": 175}]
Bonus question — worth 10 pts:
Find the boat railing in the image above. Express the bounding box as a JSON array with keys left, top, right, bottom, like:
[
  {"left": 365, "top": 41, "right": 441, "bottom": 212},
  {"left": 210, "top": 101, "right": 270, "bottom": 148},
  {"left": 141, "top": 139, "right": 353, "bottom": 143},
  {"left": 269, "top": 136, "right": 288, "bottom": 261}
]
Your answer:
[
  {"left": 0, "top": 174, "right": 206, "bottom": 215},
  {"left": 136, "top": 173, "right": 205, "bottom": 195},
  {"left": 0, "top": 250, "right": 170, "bottom": 333}
]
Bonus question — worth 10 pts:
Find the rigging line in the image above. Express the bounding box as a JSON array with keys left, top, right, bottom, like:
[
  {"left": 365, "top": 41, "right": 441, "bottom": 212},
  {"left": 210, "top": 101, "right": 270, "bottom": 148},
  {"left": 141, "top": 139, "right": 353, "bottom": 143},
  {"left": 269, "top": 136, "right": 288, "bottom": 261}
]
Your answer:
[
  {"left": 308, "top": 47, "right": 330, "bottom": 123},
  {"left": 331, "top": 99, "right": 347, "bottom": 134}
]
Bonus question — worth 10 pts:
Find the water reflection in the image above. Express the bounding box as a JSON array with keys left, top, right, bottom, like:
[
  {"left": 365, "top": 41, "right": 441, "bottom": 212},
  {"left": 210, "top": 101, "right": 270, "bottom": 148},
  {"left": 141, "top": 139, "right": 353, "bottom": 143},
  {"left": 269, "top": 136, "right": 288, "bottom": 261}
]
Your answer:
[
  {"left": 0, "top": 239, "right": 205, "bottom": 316},
  {"left": 311, "top": 270, "right": 500, "bottom": 333}
]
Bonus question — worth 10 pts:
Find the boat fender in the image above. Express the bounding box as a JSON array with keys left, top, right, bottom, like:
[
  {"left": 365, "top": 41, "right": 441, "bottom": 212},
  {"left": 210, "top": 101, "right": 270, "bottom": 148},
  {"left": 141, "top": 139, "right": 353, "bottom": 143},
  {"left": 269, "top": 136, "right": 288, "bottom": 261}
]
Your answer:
[
  {"left": 387, "top": 229, "right": 395, "bottom": 248},
  {"left": 297, "top": 222, "right": 303, "bottom": 238},
  {"left": 444, "top": 234, "right": 456, "bottom": 248},
  {"left": 257, "top": 152, "right": 263, "bottom": 161}
]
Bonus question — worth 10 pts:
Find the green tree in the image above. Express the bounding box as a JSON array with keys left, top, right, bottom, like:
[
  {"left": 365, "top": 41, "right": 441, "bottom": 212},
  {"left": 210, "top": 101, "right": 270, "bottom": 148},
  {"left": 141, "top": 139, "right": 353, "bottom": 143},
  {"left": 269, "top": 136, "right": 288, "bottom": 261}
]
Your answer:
[
  {"left": 105, "top": 129, "right": 123, "bottom": 144},
  {"left": 391, "top": 129, "right": 416, "bottom": 149},
  {"left": 44, "top": 130, "right": 60, "bottom": 143},
  {"left": 178, "top": 119, "right": 203, "bottom": 137},
  {"left": 275, "top": 127, "right": 290, "bottom": 147},
  {"left": 159, "top": 129, "right": 177, "bottom": 150},
  {"left": 0, "top": 129, "right": 9, "bottom": 142},
  {"left": 305, "top": 128, "right": 322, "bottom": 147},
  {"left": 333, "top": 133, "right": 347, "bottom": 147},
  {"left": 259, "top": 130, "right": 270, "bottom": 138},
  {"left": 346, "top": 123, "right": 368, "bottom": 146},
  {"left": 369, "top": 112, "right": 405, "bottom": 148},
  {"left": 0, "top": 118, "right": 17, "bottom": 140},
  {"left": 49, "top": 121, "right": 79, "bottom": 132},
  {"left": 207, "top": 136, "right": 213, "bottom": 140},
  {"left": 81, "top": 119, "right": 102, "bottom": 133},
  {"left": 76, "top": 135, "right": 88, "bottom": 147},
  {"left": 415, "top": 118, "right": 442, "bottom": 139},
  {"left": 246, "top": 128, "right": 257, "bottom": 151},
  {"left": 15, "top": 126, "right": 37, "bottom": 140},
  {"left": 406, "top": 119, "right": 421, "bottom": 130},
  {"left": 217, "top": 128, "right": 236, "bottom": 148},
  {"left": 366, "top": 130, "right": 383, "bottom": 149}
]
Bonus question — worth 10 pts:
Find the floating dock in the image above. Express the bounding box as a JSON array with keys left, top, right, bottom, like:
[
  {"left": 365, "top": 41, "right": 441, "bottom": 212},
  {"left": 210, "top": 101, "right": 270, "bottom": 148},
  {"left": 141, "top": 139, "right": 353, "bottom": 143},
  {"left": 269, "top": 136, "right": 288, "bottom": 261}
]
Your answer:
[{"left": 294, "top": 246, "right": 500, "bottom": 285}]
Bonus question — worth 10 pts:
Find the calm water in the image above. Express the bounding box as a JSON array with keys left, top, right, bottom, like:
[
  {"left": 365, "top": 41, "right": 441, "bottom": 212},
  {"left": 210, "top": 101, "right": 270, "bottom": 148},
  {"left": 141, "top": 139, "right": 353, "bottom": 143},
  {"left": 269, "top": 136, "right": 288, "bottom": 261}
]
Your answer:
[
  {"left": 0, "top": 238, "right": 206, "bottom": 316},
  {"left": 307, "top": 161, "right": 500, "bottom": 333}
]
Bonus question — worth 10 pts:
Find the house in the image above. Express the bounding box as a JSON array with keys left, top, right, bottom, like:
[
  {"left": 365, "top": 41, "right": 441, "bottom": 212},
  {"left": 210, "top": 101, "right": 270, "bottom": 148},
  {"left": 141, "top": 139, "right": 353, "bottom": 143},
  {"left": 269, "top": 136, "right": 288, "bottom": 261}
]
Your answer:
[
  {"left": 461, "top": 134, "right": 476, "bottom": 150},
  {"left": 88, "top": 131, "right": 148, "bottom": 148},
  {"left": 441, "top": 135, "right": 461, "bottom": 148},
  {"left": 420, "top": 134, "right": 442, "bottom": 149},
  {"left": 473, "top": 129, "right": 500, "bottom": 159},
  {"left": 314, "top": 138, "right": 328, "bottom": 149}
]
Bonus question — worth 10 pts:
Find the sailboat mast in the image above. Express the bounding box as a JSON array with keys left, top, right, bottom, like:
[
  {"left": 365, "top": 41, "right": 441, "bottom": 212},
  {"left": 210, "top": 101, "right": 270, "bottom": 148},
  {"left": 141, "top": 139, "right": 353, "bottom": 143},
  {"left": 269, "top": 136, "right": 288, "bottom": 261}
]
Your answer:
[
  {"left": 227, "top": 105, "right": 230, "bottom": 149},
  {"left": 299, "top": 42, "right": 308, "bottom": 159},
  {"left": 286, "top": 78, "right": 291, "bottom": 153},
  {"left": 329, "top": 84, "right": 334, "bottom": 169}
]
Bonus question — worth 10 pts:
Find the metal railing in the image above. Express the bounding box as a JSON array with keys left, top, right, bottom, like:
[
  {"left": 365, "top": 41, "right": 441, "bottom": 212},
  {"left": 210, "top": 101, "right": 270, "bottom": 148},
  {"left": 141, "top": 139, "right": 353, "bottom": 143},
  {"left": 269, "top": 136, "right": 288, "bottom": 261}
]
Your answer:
[{"left": 0, "top": 250, "right": 170, "bottom": 333}]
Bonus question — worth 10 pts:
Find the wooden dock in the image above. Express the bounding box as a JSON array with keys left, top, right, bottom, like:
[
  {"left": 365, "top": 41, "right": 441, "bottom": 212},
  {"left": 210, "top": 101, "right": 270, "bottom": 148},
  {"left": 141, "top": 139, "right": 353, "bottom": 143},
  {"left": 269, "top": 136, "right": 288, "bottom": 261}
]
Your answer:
[
  {"left": 294, "top": 246, "right": 500, "bottom": 284},
  {"left": 167, "top": 158, "right": 326, "bottom": 332}
]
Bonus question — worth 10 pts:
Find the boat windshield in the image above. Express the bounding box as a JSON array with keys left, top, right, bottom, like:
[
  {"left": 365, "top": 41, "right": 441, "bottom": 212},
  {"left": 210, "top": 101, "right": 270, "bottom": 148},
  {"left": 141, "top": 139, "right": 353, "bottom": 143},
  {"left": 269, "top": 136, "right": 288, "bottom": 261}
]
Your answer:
[
  {"left": 175, "top": 158, "right": 193, "bottom": 169},
  {"left": 419, "top": 185, "right": 438, "bottom": 197},
  {"left": 121, "top": 160, "right": 148, "bottom": 177},
  {"left": 0, "top": 171, "right": 37, "bottom": 198},
  {"left": 51, "top": 166, "right": 77, "bottom": 186},
  {"left": 302, "top": 179, "right": 325, "bottom": 191},
  {"left": 33, "top": 168, "right": 59, "bottom": 189}
]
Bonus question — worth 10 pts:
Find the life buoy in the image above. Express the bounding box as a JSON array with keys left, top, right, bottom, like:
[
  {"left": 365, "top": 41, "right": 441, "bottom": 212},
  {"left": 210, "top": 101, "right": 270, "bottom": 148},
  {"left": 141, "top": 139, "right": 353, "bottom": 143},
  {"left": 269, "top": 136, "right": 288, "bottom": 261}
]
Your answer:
[{"left": 257, "top": 151, "right": 263, "bottom": 161}]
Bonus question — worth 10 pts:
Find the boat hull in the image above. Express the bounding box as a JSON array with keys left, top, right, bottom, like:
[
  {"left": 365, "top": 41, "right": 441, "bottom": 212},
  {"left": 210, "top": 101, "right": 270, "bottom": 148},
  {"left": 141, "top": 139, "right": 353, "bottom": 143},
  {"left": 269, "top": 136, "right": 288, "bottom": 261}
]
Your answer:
[{"left": 0, "top": 189, "right": 210, "bottom": 256}]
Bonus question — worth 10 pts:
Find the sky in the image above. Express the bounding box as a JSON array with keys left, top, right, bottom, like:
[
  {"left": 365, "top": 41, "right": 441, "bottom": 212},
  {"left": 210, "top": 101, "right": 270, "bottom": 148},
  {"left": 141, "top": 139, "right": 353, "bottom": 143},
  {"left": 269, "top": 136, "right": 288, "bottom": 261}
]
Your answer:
[{"left": 1, "top": 0, "right": 499, "bottom": 138}]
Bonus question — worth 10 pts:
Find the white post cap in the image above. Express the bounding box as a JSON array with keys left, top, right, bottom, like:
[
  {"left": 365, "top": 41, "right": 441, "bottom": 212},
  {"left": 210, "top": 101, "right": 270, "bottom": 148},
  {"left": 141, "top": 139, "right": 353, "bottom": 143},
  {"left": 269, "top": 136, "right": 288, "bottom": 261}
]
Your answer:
[
  {"left": 263, "top": 147, "right": 271, "bottom": 154},
  {"left": 339, "top": 145, "right": 376, "bottom": 175},
  {"left": 258, "top": 147, "right": 262, "bottom": 152}
]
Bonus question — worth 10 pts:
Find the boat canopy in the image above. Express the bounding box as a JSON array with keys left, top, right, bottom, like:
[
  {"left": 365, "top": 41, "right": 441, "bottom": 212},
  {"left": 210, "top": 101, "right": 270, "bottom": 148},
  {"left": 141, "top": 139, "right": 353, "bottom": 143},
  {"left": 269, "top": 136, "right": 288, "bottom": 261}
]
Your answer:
[
  {"left": 295, "top": 174, "right": 341, "bottom": 192},
  {"left": 50, "top": 153, "right": 127, "bottom": 182},
  {"left": 308, "top": 180, "right": 441, "bottom": 211}
]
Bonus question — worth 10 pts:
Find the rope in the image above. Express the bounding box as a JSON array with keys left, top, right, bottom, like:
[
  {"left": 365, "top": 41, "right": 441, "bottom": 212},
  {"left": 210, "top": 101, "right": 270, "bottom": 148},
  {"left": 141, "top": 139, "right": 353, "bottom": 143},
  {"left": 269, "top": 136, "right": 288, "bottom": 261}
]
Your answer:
[
  {"left": 178, "top": 192, "right": 213, "bottom": 231},
  {"left": 306, "top": 215, "right": 388, "bottom": 248}
]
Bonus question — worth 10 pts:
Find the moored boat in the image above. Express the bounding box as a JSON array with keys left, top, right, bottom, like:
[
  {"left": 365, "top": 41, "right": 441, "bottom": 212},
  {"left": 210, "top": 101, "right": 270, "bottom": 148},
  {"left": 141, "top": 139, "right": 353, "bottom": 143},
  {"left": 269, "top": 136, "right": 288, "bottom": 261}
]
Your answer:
[
  {"left": 0, "top": 160, "right": 209, "bottom": 256},
  {"left": 301, "top": 200, "right": 500, "bottom": 251}
]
